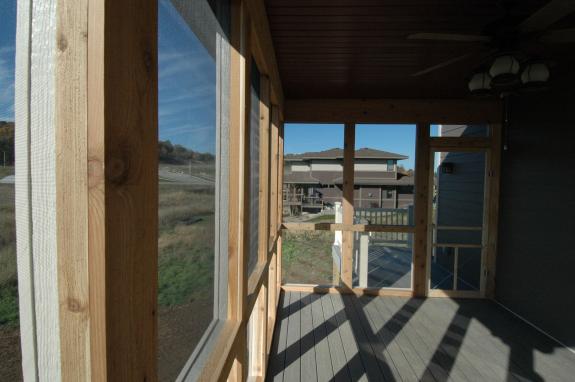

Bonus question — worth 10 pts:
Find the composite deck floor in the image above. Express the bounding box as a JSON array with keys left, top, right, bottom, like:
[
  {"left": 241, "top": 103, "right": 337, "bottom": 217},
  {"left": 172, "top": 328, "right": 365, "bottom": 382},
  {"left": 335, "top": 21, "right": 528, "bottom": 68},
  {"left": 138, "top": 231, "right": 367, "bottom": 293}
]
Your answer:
[{"left": 267, "top": 292, "right": 575, "bottom": 382}]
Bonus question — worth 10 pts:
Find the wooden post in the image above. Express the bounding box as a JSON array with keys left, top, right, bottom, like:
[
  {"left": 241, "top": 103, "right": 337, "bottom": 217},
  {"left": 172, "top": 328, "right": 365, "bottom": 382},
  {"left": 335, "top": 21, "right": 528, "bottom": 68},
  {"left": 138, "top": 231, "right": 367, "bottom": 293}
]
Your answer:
[
  {"left": 88, "top": 0, "right": 159, "bottom": 379},
  {"left": 225, "top": 1, "right": 250, "bottom": 379},
  {"left": 237, "top": 12, "right": 252, "bottom": 381},
  {"left": 56, "top": 0, "right": 90, "bottom": 379},
  {"left": 341, "top": 123, "right": 355, "bottom": 288},
  {"left": 413, "top": 124, "right": 431, "bottom": 297},
  {"left": 485, "top": 124, "right": 502, "bottom": 298},
  {"left": 269, "top": 106, "right": 280, "bottom": 242},
  {"left": 258, "top": 75, "right": 271, "bottom": 264},
  {"left": 277, "top": 123, "right": 284, "bottom": 293}
]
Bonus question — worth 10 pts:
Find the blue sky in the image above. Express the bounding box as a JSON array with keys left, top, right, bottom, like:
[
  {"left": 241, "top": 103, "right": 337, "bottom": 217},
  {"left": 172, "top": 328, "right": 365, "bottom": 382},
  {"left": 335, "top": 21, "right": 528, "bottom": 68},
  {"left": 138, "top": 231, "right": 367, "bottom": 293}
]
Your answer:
[
  {"left": 285, "top": 124, "right": 439, "bottom": 170},
  {"left": 1, "top": 0, "right": 438, "bottom": 162},
  {"left": 158, "top": 0, "right": 217, "bottom": 154},
  {"left": 0, "top": 0, "right": 218, "bottom": 153}
]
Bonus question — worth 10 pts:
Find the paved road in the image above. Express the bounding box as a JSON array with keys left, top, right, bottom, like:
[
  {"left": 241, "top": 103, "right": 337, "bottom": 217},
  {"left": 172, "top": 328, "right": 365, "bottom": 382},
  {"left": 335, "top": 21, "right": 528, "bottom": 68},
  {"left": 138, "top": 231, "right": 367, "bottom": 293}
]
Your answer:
[{"left": 0, "top": 175, "right": 14, "bottom": 184}]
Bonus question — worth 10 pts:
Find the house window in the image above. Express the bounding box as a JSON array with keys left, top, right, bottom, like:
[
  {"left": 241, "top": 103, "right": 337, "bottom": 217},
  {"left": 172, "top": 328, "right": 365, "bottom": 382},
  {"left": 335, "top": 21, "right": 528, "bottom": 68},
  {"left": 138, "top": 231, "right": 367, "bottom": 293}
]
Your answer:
[
  {"left": 157, "top": 0, "right": 230, "bottom": 379},
  {"left": 387, "top": 159, "right": 395, "bottom": 171}
]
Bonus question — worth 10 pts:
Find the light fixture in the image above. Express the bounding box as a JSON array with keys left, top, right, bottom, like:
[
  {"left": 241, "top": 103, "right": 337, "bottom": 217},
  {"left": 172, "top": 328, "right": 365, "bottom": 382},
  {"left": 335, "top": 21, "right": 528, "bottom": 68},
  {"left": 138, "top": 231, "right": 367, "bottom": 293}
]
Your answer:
[
  {"left": 489, "top": 54, "right": 520, "bottom": 87},
  {"left": 468, "top": 72, "right": 492, "bottom": 95},
  {"left": 521, "top": 62, "right": 550, "bottom": 85}
]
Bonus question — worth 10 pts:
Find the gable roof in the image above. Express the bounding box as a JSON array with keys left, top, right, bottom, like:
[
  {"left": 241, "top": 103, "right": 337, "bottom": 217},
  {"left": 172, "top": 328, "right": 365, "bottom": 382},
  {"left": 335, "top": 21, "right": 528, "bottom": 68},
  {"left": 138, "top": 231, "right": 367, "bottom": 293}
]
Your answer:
[{"left": 285, "top": 147, "right": 408, "bottom": 161}]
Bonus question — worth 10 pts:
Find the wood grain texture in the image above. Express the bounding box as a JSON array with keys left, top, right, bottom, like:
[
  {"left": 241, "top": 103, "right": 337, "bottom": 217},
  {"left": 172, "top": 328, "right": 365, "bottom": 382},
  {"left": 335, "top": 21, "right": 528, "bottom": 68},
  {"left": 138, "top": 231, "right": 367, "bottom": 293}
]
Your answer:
[
  {"left": 227, "top": 0, "right": 244, "bottom": 324},
  {"left": 276, "top": 124, "right": 284, "bottom": 295},
  {"left": 284, "top": 98, "right": 502, "bottom": 124},
  {"left": 87, "top": 0, "right": 107, "bottom": 379},
  {"left": 341, "top": 123, "right": 355, "bottom": 288},
  {"left": 485, "top": 124, "right": 502, "bottom": 298},
  {"left": 413, "top": 124, "right": 431, "bottom": 297},
  {"left": 56, "top": 0, "right": 91, "bottom": 379},
  {"left": 258, "top": 75, "right": 271, "bottom": 264},
  {"left": 268, "top": 106, "right": 279, "bottom": 244},
  {"left": 100, "top": 0, "right": 158, "bottom": 379}
]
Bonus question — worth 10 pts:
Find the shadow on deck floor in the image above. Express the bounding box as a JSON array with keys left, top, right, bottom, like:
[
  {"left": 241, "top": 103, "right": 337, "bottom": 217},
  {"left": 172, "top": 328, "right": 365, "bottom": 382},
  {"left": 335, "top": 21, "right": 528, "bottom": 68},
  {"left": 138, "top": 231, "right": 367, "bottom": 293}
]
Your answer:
[{"left": 267, "top": 292, "right": 575, "bottom": 382}]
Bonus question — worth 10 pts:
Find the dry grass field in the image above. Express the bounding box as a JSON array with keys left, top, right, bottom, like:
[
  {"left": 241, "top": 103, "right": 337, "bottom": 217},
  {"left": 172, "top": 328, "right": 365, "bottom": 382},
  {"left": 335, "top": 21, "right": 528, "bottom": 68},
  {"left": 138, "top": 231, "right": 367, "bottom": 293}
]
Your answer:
[{"left": 281, "top": 230, "right": 334, "bottom": 285}]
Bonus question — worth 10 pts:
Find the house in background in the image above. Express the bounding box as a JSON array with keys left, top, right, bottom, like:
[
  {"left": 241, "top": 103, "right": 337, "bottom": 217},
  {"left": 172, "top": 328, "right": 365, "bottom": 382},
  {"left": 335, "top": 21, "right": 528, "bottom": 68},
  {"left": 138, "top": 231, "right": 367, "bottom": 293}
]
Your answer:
[{"left": 283, "top": 147, "right": 414, "bottom": 215}]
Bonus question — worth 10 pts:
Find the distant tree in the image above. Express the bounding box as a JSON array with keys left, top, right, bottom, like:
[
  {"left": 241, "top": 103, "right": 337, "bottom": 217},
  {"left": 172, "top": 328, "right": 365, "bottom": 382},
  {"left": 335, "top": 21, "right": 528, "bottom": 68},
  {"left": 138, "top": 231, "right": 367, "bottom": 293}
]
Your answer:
[
  {"left": 397, "top": 164, "right": 414, "bottom": 176},
  {"left": 0, "top": 121, "right": 15, "bottom": 166},
  {"left": 158, "top": 139, "right": 215, "bottom": 164}
]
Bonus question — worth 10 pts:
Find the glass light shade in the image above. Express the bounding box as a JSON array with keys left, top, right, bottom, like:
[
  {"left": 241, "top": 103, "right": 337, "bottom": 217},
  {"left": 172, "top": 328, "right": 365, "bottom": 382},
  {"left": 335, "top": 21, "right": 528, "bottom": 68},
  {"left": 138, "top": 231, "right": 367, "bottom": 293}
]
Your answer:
[
  {"left": 489, "top": 55, "right": 520, "bottom": 78},
  {"left": 468, "top": 72, "right": 492, "bottom": 94},
  {"left": 521, "top": 63, "right": 550, "bottom": 84}
]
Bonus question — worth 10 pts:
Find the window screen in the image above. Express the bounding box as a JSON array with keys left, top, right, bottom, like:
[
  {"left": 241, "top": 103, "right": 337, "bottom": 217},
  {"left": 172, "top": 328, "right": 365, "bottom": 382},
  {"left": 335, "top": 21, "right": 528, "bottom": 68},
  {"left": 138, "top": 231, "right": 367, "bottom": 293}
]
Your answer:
[
  {"left": 157, "top": 0, "right": 230, "bottom": 379},
  {"left": 0, "top": 1, "right": 20, "bottom": 380}
]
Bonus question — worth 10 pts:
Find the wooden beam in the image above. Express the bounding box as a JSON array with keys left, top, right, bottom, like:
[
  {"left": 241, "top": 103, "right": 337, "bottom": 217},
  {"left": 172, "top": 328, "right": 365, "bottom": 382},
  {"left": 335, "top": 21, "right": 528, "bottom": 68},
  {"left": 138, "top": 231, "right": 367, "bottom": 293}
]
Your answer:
[
  {"left": 341, "top": 123, "right": 355, "bottom": 288},
  {"left": 413, "top": 124, "right": 431, "bottom": 297},
  {"left": 281, "top": 284, "right": 414, "bottom": 297},
  {"left": 103, "top": 0, "right": 159, "bottom": 378},
  {"left": 276, "top": 124, "right": 284, "bottom": 294},
  {"left": 285, "top": 98, "right": 502, "bottom": 124},
  {"left": 244, "top": 0, "right": 284, "bottom": 109},
  {"left": 56, "top": 0, "right": 90, "bottom": 379},
  {"left": 237, "top": 7, "right": 252, "bottom": 380},
  {"left": 269, "top": 106, "right": 280, "bottom": 243},
  {"left": 281, "top": 222, "right": 415, "bottom": 233},
  {"left": 258, "top": 75, "right": 271, "bottom": 264},
  {"left": 485, "top": 124, "right": 503, "bottom": 298}
]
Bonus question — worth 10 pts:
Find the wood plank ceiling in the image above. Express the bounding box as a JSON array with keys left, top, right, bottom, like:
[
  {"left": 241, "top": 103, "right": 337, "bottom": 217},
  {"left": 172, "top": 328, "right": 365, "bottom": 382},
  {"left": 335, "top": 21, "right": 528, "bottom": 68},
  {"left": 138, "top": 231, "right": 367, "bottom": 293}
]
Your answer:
[{"left": 265, "top": 0, "right": 575, "bottom": 99}]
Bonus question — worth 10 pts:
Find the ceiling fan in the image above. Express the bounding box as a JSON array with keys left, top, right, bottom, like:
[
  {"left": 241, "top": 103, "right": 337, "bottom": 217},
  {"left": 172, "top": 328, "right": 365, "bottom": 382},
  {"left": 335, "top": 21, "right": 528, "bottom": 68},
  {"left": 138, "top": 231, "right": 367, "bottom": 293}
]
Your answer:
[{"left": 407, "top": 0, "right": 575, "bottom": 94}]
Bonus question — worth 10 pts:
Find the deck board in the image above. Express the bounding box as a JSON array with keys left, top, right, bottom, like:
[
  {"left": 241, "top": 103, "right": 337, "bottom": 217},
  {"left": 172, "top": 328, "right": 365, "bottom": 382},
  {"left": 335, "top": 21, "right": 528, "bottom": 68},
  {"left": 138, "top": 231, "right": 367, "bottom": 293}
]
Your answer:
[
  {"left": 284, "top": 292, "right": 301, "bottom": 382},
  {"left": 310, "top": 293, "right": 334, "bottom": 382},
  {"left": 266, "top": 292, "right": 575, "bottom": 382},
  {"left": 299, "top": 293, "right": 317, "bottom": 382}
]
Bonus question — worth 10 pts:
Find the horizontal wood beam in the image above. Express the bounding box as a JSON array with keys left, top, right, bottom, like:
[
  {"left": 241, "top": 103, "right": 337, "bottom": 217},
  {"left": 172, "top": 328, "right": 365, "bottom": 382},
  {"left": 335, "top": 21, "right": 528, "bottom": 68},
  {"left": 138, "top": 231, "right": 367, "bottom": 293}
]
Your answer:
[
  {"left": 284, "top": 98, "right": 502, "bottom": 124},
  {"left": 281, "top": 284, "right": 414, "bottom": 297},
  {"left": 281, "top": 222, "right": 415, "bottom": 233}
]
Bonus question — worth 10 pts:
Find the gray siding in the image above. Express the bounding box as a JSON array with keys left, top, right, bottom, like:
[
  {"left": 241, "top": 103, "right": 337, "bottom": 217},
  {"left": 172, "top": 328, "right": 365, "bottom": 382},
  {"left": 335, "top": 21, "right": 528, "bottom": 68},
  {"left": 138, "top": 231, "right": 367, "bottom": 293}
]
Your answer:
[
  {"left": 496, "top": 89, "right": 575, "bottom": 348},
  {"left": 434, "top": 126, "right": 486, "bottom": 290}
]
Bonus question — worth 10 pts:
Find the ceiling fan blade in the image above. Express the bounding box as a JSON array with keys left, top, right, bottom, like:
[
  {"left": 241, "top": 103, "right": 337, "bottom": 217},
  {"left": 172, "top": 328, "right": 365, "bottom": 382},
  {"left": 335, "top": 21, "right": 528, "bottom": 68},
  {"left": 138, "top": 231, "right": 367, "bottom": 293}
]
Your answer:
[
  {"left": 411, "top": 53, "right": 473, "bottom": 77},
  {"left": 519, "top": 0, "right": 575, "bottom": 33},
  {"left": 540, "top": 27, "right": 575, "bottom": 43},
  {"left": 407, "top": 33, "right": 491, "bottom": 43}
]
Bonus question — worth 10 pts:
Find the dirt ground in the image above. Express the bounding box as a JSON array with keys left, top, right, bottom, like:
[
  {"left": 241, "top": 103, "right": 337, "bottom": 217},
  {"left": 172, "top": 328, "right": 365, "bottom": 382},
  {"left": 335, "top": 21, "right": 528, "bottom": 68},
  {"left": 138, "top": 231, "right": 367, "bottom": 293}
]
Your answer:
[
  {"left": 158, "top": 293, "right": 213, "bottom": 382},
  {"left": 0, "top": 327, "right": 22, "bottom": 381}
]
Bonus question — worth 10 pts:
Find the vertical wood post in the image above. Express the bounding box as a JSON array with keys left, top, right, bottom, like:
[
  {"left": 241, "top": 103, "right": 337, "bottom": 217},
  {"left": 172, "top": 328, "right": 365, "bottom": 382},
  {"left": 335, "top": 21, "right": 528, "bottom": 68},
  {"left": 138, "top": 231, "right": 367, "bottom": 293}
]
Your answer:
[
  {"left": 341, "top": 123, "right": 355, "bottom": 288},
  {"left": 236, "top": 11, "right": 252, "bottom": 380},
  {"left": 269, "top": 106, "right": 280, "bottom": 242},
  {"left": 276, "top": 123, "right": 284, "bottom": 293},
  {"left": 56, "top": 0, "right": 90, "bottom": 379},
  {"left": 413, "top": 123, "right": 431, "bottom": 297},
  {"left": 258, "top": 76, "right": 271, "bottom": 264},
  {"left": 485, "top": 124, "right": 502, "bottom": 298}
]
